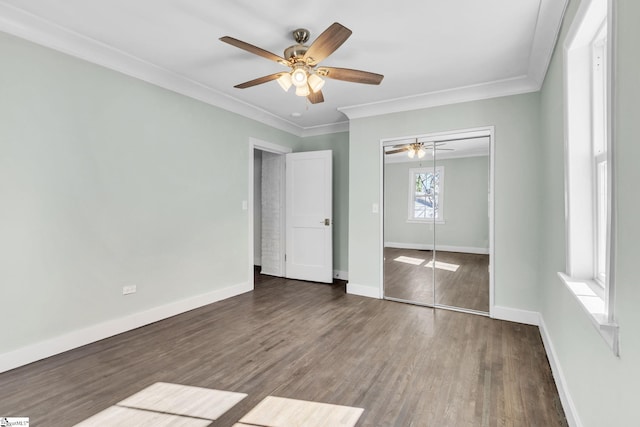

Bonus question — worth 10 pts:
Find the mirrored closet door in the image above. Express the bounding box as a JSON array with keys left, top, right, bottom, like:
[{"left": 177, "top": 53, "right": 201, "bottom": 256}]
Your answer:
[
  {"left": 383, "top": 141, "right": 435, "bottom": 306},
  {"left": 383, "top": 131, "right": 491, "bottom": 314}
]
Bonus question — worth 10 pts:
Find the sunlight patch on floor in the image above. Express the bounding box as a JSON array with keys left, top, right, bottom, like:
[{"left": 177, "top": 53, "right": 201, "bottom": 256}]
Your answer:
[
  {"left": 74, "top": 406, "right": 211, "bottom": 427},
  {"left": 394, "top": 255, "right": 426, "bottom": 265},
  {"left": 73, "top": 382, "right": 247, "bottom": 427},
  {"left": 238, "top": 396, "right": 363, "bottom": 427},
  {"left": 74, "top": 384, "right": 364, "bottom": 427},
  {"left": 425, "top": 260, "right": 460, "bottom": 271}
]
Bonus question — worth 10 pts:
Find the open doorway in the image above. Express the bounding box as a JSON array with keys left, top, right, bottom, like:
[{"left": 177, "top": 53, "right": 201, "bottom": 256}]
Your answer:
[
  {"left": 248, "top": 138, "right": 290, "bottom": 288},
  {"left": 248, "top": 138, "right": 334, "bottom": 288}
]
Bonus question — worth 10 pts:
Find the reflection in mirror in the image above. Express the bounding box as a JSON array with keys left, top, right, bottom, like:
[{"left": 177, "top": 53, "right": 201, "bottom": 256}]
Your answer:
[
  {"left": 433, "top": 138, "right": 489, "bottom": 312},
  {"left": 383, "top": 135, "right": 490, "bottom": 313},
  {"left": 383, "top": 140, "right": 436, "bottom": 306}
]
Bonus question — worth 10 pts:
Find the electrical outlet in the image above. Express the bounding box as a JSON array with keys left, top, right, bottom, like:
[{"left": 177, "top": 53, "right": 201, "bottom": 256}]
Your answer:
[{"left": 122, "top": 285, "right": 137, "bottom": 295}]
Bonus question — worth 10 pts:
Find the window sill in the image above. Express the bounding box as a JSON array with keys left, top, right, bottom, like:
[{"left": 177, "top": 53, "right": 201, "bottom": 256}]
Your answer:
[
  {"left": 406, "top": 219, "right": 446, "bottom": 225},
  {"left": 557, "top": 272, "right": 619, "bottom": 356}
]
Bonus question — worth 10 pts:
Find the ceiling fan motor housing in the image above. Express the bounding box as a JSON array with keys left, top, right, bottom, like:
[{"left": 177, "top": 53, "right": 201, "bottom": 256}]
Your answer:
[
  {"left": 284, "top": 28, "right": 311, "bottom": 62},
  {"left": 284, "top": 44, "right": 308, "bottom": 62}
]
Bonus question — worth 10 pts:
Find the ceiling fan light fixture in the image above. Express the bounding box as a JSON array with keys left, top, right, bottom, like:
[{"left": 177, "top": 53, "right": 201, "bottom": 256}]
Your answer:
[
  {"left": 308, "top": 73, "right": 325, "bottom": 93},
  {"left": 295, "top": 84, "right": 310, "bottom": 97},
  {"left": 221, "top": 22, "right": 384, "bottom": 105},
  {"left": 291, "top": 67, "right": 308, "bottom": 87},
  {"left": 417, "top": 148, "right": 426, "bottom": 158},
  {"left": 407, "top": 149, "right": 416, "bottom": 159},
  {"left": 277, "top": 73, "right": 292, "bottom": 91}
]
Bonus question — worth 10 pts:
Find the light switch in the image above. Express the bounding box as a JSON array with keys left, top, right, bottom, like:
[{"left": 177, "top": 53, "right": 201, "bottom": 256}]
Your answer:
[
  {"left": 242, "top": 200, "right": 248, "bottom": 210},
  {"left": 372, "top": 203, "right": 379, "bottom": 213}
]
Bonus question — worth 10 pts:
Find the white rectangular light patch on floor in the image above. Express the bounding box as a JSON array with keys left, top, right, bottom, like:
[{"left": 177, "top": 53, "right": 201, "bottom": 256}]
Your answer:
[
  {"left": 73, "top": 382, "right": 247, "bottom": 427},
  {"left": 425, "top": 260, "right": 460, "bottom": 272},
  {"left": 393, "top": 256, "right": 425, "bottom": 265},
  {"left": 117, "top": 382, "right": 247, "bottom": 421},
  {"left": 238, "top": 396, "right": 364, "bottom": 427},
  {"left": 73, "top": 406, "right": 211, "bottom": 427}
]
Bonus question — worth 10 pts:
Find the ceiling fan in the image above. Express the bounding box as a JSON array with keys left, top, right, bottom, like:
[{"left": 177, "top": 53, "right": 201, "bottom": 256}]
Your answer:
[
  {"left": 219, "top": 22, "right": 384, "bottom": 104},
  {"left": 386, "top": 140, "right": 454, "bottom": 159}
]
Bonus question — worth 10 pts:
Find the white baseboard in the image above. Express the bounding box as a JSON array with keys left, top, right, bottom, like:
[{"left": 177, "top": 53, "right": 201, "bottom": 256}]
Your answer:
[
  {"left": 333, "top": 270, "right": 348, "bottom": 280},
  {"left": 385, "top": 241, "right": 489, "bottom": 255},
  {"left": 491, "top": 305, "right": 540, "bottom": 326},
  {"left": 346, "top": 282, "right": 381, "bottom": 299},
  {"left": 538, "top": 315, "right": 582, "bottom": 427},
  {"left": 259, "top": 268, "right": 281, "bottom": 277},
  {"left": 491, "top": 307, "right": 580, "bottom": 426},
  {"left": 0, "top": 281, "right": 252, "bottom": 374}
]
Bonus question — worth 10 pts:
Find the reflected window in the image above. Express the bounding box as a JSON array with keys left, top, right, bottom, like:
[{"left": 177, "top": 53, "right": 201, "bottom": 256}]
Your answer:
[{"left": 408, "top": 166, "right": 444, "bottom": 222}]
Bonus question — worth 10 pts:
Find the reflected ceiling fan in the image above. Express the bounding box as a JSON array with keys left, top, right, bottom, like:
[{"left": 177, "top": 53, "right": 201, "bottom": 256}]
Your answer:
[
  {"left": 386, "top": 140, "right": 454, "bottom": 159},
  {"left": 220, "top": 22, "right": 384, "bottom": 104}
]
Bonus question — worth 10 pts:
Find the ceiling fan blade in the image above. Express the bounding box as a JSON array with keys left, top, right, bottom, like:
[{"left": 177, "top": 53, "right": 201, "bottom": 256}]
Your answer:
[
  {"left": 307, "top": 88, "right": 324, "bottom": 104},
  {"left": 317, "top": 67, "right": 384, "bottom": 85},
  {"left": 234, "top": 73, "right": 287, "bottom": 89},
  {"left": 220, "top": 36, "right": 288, "bottom": 65},
  {"left": 303, "top": 22, "right": 352, "bottom": 66},
  {"left": 385, "top": 147, "right": 409, "bottom": 155}
]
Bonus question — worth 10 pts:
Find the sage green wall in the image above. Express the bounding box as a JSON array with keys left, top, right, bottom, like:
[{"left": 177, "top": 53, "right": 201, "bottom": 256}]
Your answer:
[
  {"left": 538, "top": 0, "right": 640, "bottom": 425},
  {"left": 348, "top": 93, "right": 540, "bottom": 309},
  {"left": 296, "top": 132, "right": 349, "bottom": 273},
  {"left": 0, "top": 31, "right": 348, "bottom": 354},
  {"left": 384, "top": 156, "right": 489, "bottom": 249}
]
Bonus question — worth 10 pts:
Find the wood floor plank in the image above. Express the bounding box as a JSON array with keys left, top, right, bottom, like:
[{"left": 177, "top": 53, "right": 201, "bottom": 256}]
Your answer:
[{"left": 0, "top": 272, "right": 566, "bottom": 426}]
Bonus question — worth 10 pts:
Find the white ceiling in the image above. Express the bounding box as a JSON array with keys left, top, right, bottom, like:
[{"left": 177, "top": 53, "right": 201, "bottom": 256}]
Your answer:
[{"left": 0, "top": 0, "right": 567, "bottom": 136}]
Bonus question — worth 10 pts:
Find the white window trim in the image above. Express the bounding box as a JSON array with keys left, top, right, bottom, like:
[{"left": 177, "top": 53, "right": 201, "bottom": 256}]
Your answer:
[
  {"left": 561, "top": 0, "right": 618, "bottom": 355},
  {"left": 407, "top": 166, "right": 445, "bottom": 224}
]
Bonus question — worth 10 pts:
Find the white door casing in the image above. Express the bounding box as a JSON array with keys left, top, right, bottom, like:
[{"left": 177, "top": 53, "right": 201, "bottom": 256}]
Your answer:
[{"left": 285, "top": 150, "right": 333, "bottom": 283}]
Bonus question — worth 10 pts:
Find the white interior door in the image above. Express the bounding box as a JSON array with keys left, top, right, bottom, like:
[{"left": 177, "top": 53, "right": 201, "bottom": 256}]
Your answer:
[{"left": 285, "top": 150, "right": 333, "bottom": 283}]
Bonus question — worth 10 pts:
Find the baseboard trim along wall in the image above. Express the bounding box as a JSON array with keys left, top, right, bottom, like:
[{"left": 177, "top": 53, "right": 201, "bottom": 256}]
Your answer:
[
  {"left": 491, "top": 305, "right": 540, "bottom": 325},
  {"left": 538, "top": 315, "right": 582, "bottom": 427},
  {"left": 492, "top": 306, "right": 580, "bottom": 427},
  {"left": 0, "top": 281, "right": 252, "bottom": 374},
  {"left": 384, "top": 242, "right": 490, "bottom": 255},
  {"left": 346, "top": 283, "right": 382, "bottom": 299},
  {"left": 259, "top": 268, "right": 281, "bottom": 277}
]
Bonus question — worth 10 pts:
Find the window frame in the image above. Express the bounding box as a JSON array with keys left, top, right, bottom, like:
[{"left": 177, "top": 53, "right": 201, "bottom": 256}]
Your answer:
[
  {"left": 592, "top": 20, "right": 608, "bottom": 288},
  {"left": 560, "top": 0, "right": 618, "bottom": 355},
  {"left": 407, "top": 166, "right": 445, "bottom": 224}
]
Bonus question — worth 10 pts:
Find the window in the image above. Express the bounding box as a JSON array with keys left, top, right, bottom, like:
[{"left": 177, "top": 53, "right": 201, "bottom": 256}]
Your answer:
[
  {"left": 561, "top": 0, "right": 617, "bottom": 354},
  {"left": 592, "top": 20, "right": 608, "bottom": 286},
  {"left": 408, "top": 166, "right": 444, "bottom": 222}
]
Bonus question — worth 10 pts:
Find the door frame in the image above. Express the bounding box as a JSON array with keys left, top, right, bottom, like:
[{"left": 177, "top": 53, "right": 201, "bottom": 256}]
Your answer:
[
  {"left": 248, "top": 137, "right": 291, "bottom": 289},
  {"left": 379, "top": 126, "right": 495, "bottom": 316}
]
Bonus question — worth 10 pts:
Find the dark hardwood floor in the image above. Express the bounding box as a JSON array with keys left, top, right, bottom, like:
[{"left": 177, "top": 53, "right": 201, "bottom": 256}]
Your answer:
[
  {"left": 384, "top": 247, "right": 490, "bottom": 312},
  {"left": 0, "top": 272, "right": 565, "bottom": 426}
]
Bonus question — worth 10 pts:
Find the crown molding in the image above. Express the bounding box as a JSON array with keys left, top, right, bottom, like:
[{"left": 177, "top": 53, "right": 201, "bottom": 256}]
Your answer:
[
  {"left": 0, "top": 0, "right": 567, "bottom": 136},
  {"left": 0, "top": 2, "right": 308, "bottom": 137},
  {"left": 300, "top": 120, "right": 349, "bottom": 137},
  {"left": 338, "top": 75, "right": 539, "bottom": 120},
  {"left": 527, "top": 0, "right": 570, "bottom": 87},
  {"left": 339, "top": 0, "right": 568, "bottom": 121}
]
